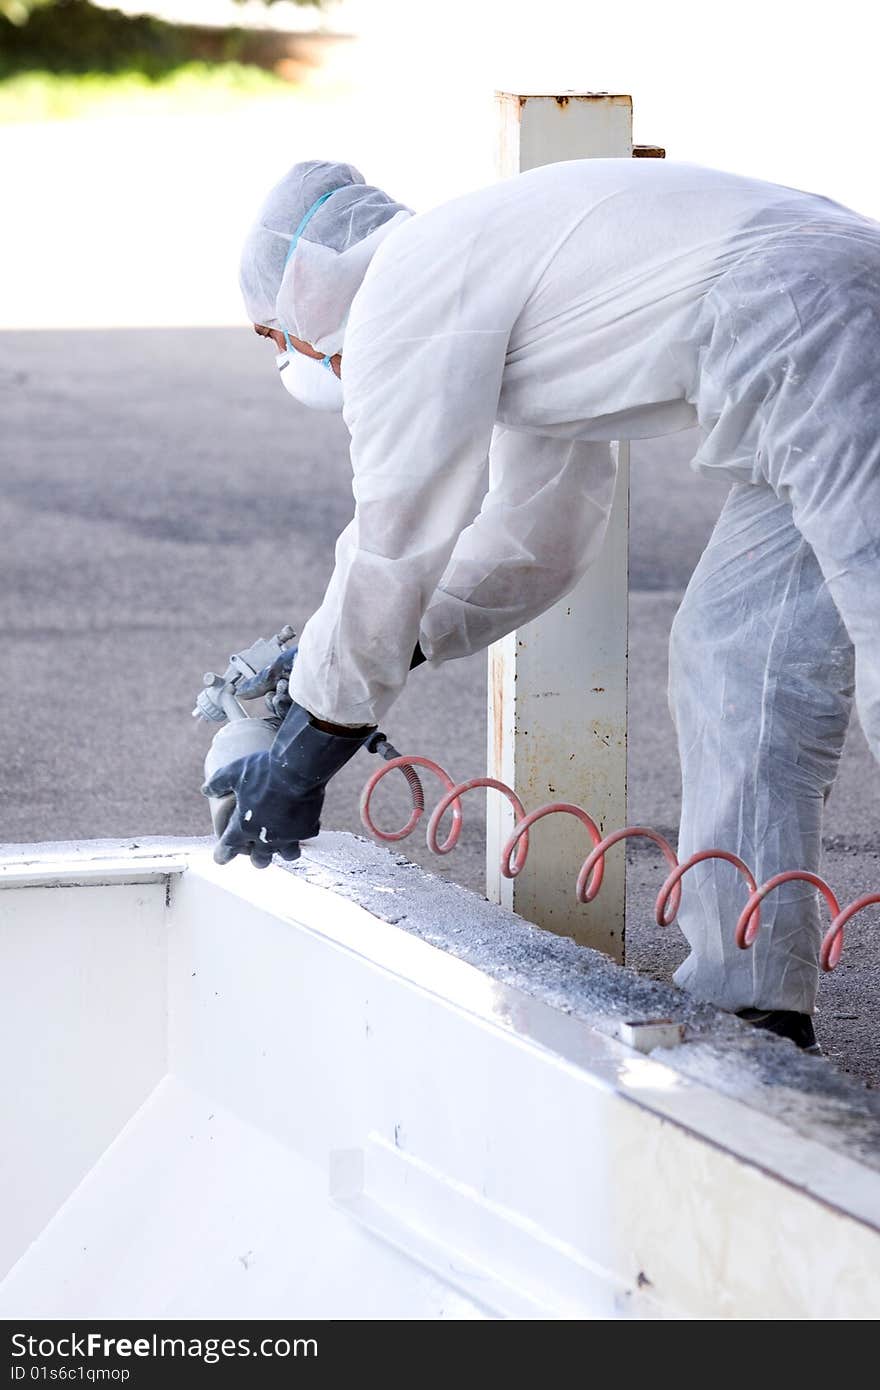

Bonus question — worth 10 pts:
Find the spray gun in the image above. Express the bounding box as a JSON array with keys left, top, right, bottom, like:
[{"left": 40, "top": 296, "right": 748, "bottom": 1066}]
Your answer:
[
  {"left": 193, "top": 624, "right": 298, "bottom": 838},
  {"left": 193, "top": 625, "right": 417, "bottom": 850}
]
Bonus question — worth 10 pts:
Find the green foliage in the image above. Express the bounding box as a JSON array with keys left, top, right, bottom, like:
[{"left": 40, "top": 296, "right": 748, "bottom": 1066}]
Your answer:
[
  {"left": 3, "top": 2, "right": 217, "bottom": 77},
  {"left": 0, "top": 0, "right": 329, "bottom": 122},
  {"left": 233, "top": 0, "right": 324, "bottom": 7},
  {"left": 0, "top": 0, "right": 323, "bottom": 21},
  {"left": 0, "top": 0, "right": 54, "bottom": 25},
  {"left": 0, "top": 61, "right": 294, "bottom": 122},
  {"left": 0, "top": 0, "right": 322, "bottom": 17},
  {"left": 0, "top": 1, "right": 327, "bottom": 79}
]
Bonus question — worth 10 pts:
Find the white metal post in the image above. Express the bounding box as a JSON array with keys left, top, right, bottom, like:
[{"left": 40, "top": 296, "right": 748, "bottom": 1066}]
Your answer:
[{"left": 486, "top": 93, "right": 633, "bottom": 960}]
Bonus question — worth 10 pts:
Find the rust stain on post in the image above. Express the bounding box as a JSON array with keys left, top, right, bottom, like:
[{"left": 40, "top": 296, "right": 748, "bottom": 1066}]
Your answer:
[{"left": 499, "top": 91, "right": 630, "bottom": 104}]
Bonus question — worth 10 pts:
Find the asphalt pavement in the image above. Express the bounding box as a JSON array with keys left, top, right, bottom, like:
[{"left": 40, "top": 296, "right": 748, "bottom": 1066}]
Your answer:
[{"left": 3, "top": 326, "right": 879, "bottom": 1084}]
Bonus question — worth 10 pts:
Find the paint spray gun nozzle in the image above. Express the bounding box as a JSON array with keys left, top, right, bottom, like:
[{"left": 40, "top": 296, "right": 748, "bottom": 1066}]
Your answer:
[{"left": 192, "top": 625, "right": 297, "bottom": 725}]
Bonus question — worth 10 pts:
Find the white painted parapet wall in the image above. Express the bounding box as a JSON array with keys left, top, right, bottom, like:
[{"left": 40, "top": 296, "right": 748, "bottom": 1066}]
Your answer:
[{"left": 2, "top": 835, "right": 880, "bottom": 1320}]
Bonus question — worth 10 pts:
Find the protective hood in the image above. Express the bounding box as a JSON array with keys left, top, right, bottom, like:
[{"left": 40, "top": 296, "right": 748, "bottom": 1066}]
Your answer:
[
  {"left": 277, "top": 207, "right": 412, "bottom": 357},
  {"left": 239, "top": 159, "right": 412, "bottom": 354}
]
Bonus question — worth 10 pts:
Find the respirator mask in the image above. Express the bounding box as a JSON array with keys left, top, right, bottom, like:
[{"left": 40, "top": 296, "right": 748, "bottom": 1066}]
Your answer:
[{"left": 276, "top": 349, "right": 343, "bottom": 413}]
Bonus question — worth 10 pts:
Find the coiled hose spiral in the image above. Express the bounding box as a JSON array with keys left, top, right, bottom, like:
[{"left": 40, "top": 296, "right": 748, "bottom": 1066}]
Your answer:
[{"left": 361, "top": 738, "right": 880, "bottom": 972}]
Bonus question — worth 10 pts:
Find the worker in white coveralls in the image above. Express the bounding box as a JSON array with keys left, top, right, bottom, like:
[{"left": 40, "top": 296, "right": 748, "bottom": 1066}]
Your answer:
[{"left": 205, "top": 156, "right": 880, "bottom": 1054}]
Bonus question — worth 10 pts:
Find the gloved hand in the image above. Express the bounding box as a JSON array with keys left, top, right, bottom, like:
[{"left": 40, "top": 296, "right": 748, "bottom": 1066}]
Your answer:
[
  {"left": 236, "top": 644, "right": 298, "bottom": 719},
  {"left": 201, "top": 701, "right": 372, "bottom": 868}
]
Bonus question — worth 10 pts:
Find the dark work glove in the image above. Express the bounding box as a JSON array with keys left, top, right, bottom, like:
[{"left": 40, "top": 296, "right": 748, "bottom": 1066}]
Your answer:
[
  {"left": 201, "top": 701, "right": 372, "bottom": 868},
  {"left": 236, "top": 644, "right": 298, "bottom": 719}
]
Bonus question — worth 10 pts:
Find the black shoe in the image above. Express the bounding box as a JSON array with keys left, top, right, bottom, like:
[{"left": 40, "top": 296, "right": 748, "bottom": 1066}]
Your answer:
[{"left": 737, "top": 1008, "right": 821, "bottom": 1054}]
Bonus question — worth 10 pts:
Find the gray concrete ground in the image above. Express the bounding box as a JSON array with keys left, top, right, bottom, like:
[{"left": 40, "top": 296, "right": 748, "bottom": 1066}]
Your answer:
[{"left": 3, "top": 328, "right": 879, "bottom": 1084}]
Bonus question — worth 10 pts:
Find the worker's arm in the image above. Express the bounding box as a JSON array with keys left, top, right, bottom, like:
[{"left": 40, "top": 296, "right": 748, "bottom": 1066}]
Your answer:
[
  {"left": 418, "top": 428, "right": 617, "bottom": 664},
  {"left": 289, "top": 219, "right": 525, "bottom": 728}
]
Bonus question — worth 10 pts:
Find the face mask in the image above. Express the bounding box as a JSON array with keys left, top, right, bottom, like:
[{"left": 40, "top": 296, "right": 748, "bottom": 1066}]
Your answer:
[{"left": 276, "top": 349, "right": 344, "bottom": 413}]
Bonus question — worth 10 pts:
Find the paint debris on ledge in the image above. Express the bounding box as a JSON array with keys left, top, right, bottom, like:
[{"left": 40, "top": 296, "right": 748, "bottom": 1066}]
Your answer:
[{"left": 286, "top": 831, "right": 880, "bottom": 1170}]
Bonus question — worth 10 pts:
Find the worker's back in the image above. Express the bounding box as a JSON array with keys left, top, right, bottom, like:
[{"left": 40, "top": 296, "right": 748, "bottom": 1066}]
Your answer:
[{"left": 353, "top": 158, "right": 873, "bottom": 442}]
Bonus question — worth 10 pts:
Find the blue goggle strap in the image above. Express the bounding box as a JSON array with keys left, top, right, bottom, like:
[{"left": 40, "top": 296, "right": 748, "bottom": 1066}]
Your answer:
[
  {"left": 283, "top": 188, "right": 339, "bottom": 269},
  {"left": 281, "top": 188, "right": 342, "bottom": 355},
  {"left": 280, "top": 336, "right": 335, "bottom": 374},
  {"left": 281, "top": 335, "right": 334, "bottom": 371}
]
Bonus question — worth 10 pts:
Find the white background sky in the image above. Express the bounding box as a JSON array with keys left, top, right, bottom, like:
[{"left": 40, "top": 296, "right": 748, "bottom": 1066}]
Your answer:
[{"left": 5, "top": 0, "right": 880, "bottom": 327}]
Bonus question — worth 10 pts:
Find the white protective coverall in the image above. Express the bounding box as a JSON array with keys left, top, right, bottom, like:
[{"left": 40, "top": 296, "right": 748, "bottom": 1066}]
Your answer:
[{"left": 255, "top": 158, "right": 880, "bottom": 1016}]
